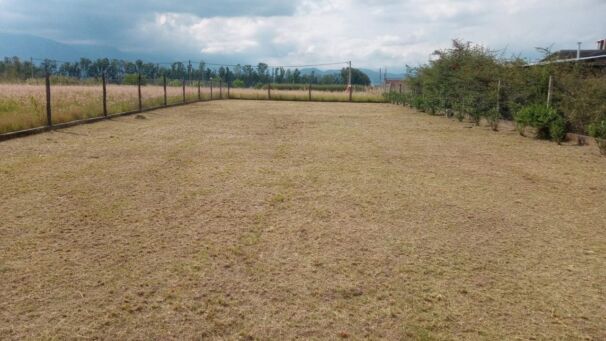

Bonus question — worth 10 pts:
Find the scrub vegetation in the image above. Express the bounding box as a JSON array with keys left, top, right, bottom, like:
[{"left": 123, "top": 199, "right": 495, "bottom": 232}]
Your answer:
[{"left": 389, "top": 40, "right": 606, "bottom": 153}]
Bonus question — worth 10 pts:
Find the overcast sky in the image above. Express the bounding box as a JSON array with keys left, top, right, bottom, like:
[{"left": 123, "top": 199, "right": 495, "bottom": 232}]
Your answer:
[{"left": 0, "top": 0, "right": 605, "bottom": 69}]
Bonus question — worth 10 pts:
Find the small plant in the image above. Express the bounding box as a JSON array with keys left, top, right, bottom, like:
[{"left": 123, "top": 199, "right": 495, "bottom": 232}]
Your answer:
[
  {"left": 122, "top": 73, "right": 146, "bottom": 86},
  {"left": 588, "top": 120, "right": 606, "bottom": 155},
  {"left": 487, "top": 108, "right": 500, "bottom": 131},
  {"left": 549, "top": 115, "right": 567, "bottom": 144},
  {"left": 411, "top": 96, "right": 425, "bottom": 111},
  {"left": 424, "top": 98, "right": 439, "bottom": 115},
  {"left": 515, "top": 104, "right": 567, "bottom": 143},
  {"left": 232, "top": 79, "right": 245, "bottom": 88},
  {"left": 469, "top": 110, "right": 482, "bottom": 126}
]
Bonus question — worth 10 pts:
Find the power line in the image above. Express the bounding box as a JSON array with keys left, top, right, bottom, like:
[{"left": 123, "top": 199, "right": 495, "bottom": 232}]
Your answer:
[{"left": 30, "top": 57, "right": 350, "bottom": 69}]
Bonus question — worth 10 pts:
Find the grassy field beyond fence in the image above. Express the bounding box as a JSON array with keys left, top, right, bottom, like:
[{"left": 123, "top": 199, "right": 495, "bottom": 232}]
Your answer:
[{"left": 0, "top": 83, "right": 386, "bottom": 134}]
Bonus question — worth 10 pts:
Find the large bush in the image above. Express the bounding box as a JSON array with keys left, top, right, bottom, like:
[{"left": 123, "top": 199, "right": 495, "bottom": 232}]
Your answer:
[
  {"left": 514, "top": 104, "right": 566, "bottom": 143},
  {"left": 588, "top": 120, "right": 606, "bottom": 155}
]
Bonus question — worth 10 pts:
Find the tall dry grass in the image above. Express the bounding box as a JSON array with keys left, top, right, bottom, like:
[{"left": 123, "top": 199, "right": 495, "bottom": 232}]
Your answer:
[
  {"left": 0, "top": 84, "right": 210, "bottom": 133},
  {"left": 0, "top": 84, "right": 385, "bottom": 134},
  {"left": 228, "top": 88, "right": 386, "bottom": 102}
]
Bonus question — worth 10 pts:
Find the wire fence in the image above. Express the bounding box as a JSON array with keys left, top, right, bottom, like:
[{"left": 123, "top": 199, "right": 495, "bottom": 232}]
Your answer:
[{"left": 0, "top": 57, "right": 385, "bottom": 138}]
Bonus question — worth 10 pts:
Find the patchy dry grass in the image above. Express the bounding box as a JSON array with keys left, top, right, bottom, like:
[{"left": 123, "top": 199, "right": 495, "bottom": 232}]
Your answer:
[{"left": 0, "top": 100, "right": 605, "bottom": 340}]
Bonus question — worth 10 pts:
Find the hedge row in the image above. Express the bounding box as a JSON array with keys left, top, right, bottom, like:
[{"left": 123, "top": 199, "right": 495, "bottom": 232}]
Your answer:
[{"left": 388, "top": 40, "right": 606, "bottom": 155}]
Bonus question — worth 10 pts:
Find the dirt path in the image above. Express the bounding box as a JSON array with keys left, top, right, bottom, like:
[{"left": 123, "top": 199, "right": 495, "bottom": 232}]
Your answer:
[{"left": 1, "top": 100, "right": 605, "bottom": 340}]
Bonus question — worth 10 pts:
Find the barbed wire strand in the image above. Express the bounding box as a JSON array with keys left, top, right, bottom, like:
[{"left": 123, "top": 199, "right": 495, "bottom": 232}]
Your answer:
[{"left": 29, "top": 57, "right": 349, "bottom": 69}]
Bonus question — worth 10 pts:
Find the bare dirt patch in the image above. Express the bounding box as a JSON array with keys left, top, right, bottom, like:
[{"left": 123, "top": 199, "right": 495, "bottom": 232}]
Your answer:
[{"left": 1, "top": 100, "right": 605, "bottom": 340}]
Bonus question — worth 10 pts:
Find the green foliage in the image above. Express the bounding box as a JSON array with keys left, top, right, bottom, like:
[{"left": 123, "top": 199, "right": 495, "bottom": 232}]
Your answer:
[
  {"left": 515, "top": 104, "right": 566, "bottom": 143},
  {"left": 487, "top": 108, "right": 500, "bottom": 131},
  {"left": 232, "top": 79, "right": 245, "bottom": 88},
  {"left": 257, "top": 83, "right": 367, "bottom": 92},
  {"left": 588, "top": 120, "right": 606, "bottom": 138},
  {"left": 558, "top": 72, "right": 606, "bottom": 133},
  {"left": 122, "top": 73, "right": 146, "bottom": 85},
  {"left": 399, "top": 39, "right": 606, "bottom": 149},
  {"left": 339, "top": 67, "right": 372, "bottom": 86},
  {"left": 588, "top": 120, "right": 606, "bottom": 155}
]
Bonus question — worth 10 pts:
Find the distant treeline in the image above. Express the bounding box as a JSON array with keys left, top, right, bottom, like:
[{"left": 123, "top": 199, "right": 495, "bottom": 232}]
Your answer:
[
  {"left": 0, "top": 56, "right": 371, "bottom": 86},
  {"left": 254, "top": 83, "right": 368, "bottom": 91}
]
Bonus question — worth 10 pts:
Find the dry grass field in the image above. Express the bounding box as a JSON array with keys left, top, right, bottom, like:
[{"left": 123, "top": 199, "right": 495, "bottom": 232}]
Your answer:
[
  {"left": 228, "top": 88, "right": 385, "bottom": 103},
  {"left": 0, "top": 84, "right": 384, "bottom": 135},
  {"left": 0, "top": 84, "right": 207, "bottom": 133},
  {"left": 0, "top": 100, "right": 605, "bottom": 340}
]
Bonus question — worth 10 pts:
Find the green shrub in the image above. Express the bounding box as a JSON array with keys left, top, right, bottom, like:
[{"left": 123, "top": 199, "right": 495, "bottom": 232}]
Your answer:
[
  {"left": 232, "top": 79, "right": 245, "bottom": 88},
  {"left": 487, "top": 108, "right": 500, "bottom": 131},
  {"left": 123, "top": 73, "right": 146, "bottom": 85},
  {"left": 514, "top": 105, "right": 533, "bottom": 135},
  {"left": 257, "top": 83, "right": 366, "bottom": 92},
  {"left": 424, "top": 97, "right": 439, "bottom": 115},
  {"left": 515, "top": 104, "right": 567, "bottom": 143},
  {"left": 588, "top": 120, "right": 606, "bottom": 155},
  {"left": 411, "top": 96, "right": 425, "bottom": 111},
  {"left": 549, "top": 116, "right": 567, "bottom": 144}
]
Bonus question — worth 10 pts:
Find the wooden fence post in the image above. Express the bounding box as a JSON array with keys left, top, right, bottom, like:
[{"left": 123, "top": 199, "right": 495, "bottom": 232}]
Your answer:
[
  {"left": 182, "top": 77, "right": 186, "bottom": 103},
  {"left": 45, "top": 72, "right": 52, "bottom": 127},
  {"left": 219, "top": 79, "right": 223, "bottom": 99},
  {"left": 309, "top": 82, "right": 312, "bottom": 101},
  {"left": 102, "top": 72, "right": 107, "bottom": 117},
  {"left": 227, "top": 79, "right": 230, "bottom": 99},
  {"left": 198, "top": 79, "right": 201, "bottom": 100},
  {"left": 163, "top": 75, "right": 167, "bottom": 106},
  {"left": 268, "top": 82, "right": 271, "bottom": 100},
  {"left": 210, "top": 80, "right": 213, "bottom": 100},
  {"left": 138, "top": 73, "right": 142, "bottom": 111},
  {"left": 547, "top": 75, "right": 553, "bottom": 107}
]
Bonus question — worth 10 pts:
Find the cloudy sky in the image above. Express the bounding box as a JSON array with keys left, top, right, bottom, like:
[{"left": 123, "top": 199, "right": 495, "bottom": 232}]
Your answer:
[{"left": 0, "top": 0, "right": 605, "bottom": 68}]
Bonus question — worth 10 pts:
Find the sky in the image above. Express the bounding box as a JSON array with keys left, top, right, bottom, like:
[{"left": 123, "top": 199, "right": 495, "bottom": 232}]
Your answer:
[{"left": 0, "top": 0, "right": 605, "bottom": 69}]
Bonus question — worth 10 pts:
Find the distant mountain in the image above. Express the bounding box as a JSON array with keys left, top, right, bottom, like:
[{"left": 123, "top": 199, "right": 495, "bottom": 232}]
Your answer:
[
  {"left": 300, "top": 67, "right": 404, "bottom": 85},
  {"left": 0, "top": 32, "right": 164, "bottom": 62},
  {"left": 361, "top": 69, "right": 406, "bottom": 85}
]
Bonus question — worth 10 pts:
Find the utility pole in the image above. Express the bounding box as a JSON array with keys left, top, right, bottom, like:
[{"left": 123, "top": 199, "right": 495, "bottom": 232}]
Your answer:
[
  {"left": 384, "top": 68, "right": 388, "bottom": 94},
  {"left": 348, "top": 61, "right": 352, "bottom": 102}
]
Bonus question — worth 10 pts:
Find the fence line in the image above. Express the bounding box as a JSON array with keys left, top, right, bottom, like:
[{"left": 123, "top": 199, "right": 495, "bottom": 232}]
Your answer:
[
  {"left": 0, "top": 55, "right": 400, "bottom": 140},
  {"left": 383, "top": 69, "right": 606, "bottom": 155},
  {"left": 0, "top": 74, "right": 385, "bottom": 142}
]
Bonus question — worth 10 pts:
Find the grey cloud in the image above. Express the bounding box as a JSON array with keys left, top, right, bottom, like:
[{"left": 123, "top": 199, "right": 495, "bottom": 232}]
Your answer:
[
  {"left": 0, "top": 0, "right": 604, "bottom": 68},
  {"left": 0, "top": 0, "right": 299, "bottom": 43}
]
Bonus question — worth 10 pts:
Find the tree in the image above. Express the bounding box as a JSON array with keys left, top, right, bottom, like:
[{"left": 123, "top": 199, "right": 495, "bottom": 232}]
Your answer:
[
  {"left": 257, "top": 63, "right": 269, "bottom": 83},
  {"left": 340, "top": 68, "right": 371, "bottom": 86}
]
